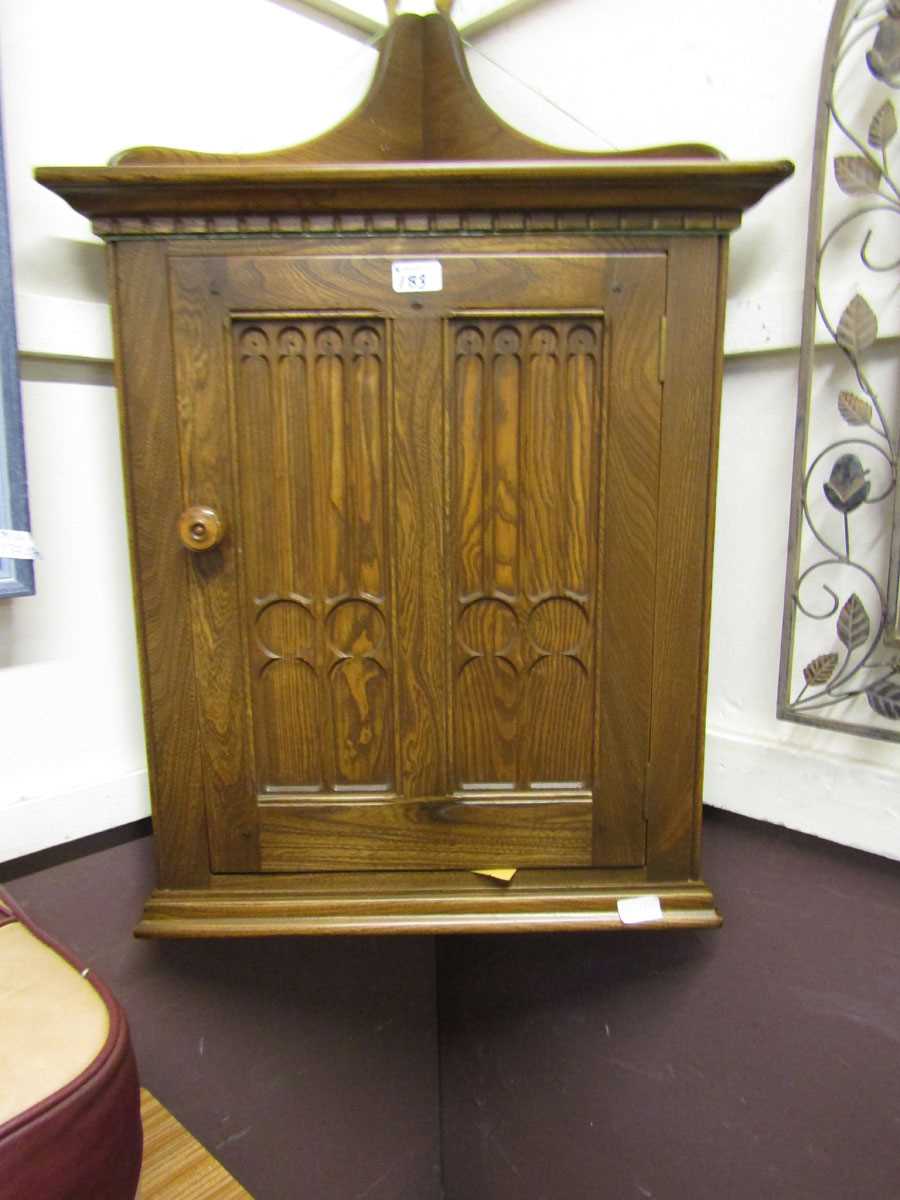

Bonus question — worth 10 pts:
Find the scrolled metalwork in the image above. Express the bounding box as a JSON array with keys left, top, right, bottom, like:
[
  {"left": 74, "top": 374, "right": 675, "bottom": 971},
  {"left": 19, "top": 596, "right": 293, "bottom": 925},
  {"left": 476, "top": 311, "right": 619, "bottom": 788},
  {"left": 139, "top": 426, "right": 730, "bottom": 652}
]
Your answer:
[{"left": 779, "top": 0, "right": 900, "bottom": 739}]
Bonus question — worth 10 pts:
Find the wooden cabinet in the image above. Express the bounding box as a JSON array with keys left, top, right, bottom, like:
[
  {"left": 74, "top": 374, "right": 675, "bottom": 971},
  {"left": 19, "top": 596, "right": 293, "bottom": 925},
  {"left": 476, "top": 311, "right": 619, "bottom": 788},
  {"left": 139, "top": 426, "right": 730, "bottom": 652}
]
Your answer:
[
  {"left": 38, "top": 14, "right": 790, "bottom": 936},
  {"left": 171, "top": 248, "right": 664, "bottom": 877}
]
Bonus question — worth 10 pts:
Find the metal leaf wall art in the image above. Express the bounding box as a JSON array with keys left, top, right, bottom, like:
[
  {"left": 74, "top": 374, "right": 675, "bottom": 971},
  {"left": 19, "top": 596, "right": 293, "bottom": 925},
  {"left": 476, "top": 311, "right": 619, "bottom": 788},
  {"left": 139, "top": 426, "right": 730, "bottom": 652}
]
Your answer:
[{"left": 779, "top": 0, "right": 900, "bottom": 741}]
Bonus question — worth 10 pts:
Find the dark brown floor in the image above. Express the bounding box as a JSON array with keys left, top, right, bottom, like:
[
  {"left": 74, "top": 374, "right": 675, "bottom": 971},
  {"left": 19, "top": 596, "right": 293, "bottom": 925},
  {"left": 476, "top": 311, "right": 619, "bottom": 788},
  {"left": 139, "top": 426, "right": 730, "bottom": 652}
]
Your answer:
[
  {"left": 6, "top": 808, "right": 900, "bottom": 1200},
  {"left": 5, "top": 836, "right": 441, "bottom": 1200}
]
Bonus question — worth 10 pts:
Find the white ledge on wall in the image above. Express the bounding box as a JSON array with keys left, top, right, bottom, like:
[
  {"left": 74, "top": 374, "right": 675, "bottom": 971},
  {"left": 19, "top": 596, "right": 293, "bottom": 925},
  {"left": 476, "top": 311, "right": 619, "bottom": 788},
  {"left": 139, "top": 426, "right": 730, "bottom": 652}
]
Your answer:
[
  {"left": 704, "top": 728, "right": 900, "bottom": 863},
  {"left": 725, "top": 284, "right": 900, "bottom": 358},
  {"left": 16, "top": 291, "right": 114, "bottom": 364},
  {"left": 1, "top": 769, "right": 150, "bottom": 862}
]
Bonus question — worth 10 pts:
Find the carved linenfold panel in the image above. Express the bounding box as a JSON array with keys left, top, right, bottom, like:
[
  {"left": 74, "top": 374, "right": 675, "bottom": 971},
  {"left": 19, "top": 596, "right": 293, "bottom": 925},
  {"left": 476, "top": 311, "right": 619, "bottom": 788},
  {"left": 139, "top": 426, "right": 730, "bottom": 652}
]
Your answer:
[
  {"left": 255, "top": 599, "right": 322, "bottom": 791},
  {"left": 232, "top": 318, "right": 394, "bottom": 794},
  {"left": 328, "top": 599, "right": 391, "bottom": 788},
  {"left": 450, "top": 316, "right": 603, "bottom": 792},
  {"left": 455, "top": 598, "right": 519, "bottom": 786}
]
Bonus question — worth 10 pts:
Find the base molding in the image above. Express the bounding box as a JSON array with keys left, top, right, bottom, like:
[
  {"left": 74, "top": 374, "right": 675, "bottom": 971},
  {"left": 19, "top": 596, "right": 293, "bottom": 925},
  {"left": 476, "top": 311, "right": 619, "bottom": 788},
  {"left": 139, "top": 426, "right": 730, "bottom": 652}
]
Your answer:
[{"left": 135, "top": 880, "right": 721, "bottom": 937}]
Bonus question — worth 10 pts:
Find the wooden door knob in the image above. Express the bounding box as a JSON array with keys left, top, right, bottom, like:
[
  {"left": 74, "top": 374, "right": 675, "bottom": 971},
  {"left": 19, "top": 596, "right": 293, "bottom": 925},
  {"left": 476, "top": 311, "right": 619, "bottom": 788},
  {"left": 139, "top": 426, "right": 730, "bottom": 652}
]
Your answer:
[{"left": 178, "top": 505, "right": 225, "bottom": 551}]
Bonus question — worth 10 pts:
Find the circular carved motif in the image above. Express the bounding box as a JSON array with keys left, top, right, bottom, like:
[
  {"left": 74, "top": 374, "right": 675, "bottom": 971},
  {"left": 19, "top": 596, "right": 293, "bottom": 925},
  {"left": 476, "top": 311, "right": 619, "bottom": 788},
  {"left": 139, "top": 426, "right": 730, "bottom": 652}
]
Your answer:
[
  {"left": 494, "top": 327, "right": 521, "bottom": 356},
  {"left": 529, "top": 326, "right": 558, "bottom": 355},
  {"left": 352, "top": 327, "right": 380, "bottom": 357},
  {"left": 278, "top": 328, "right": 305, "bottom": 357},
  {"left": 457, "top": 328, "right": 484, "bottom": 356},
  {"left": 315, "top": 327, "right": 343, "bottom": 356},
  {"left": 528, "top": 597, "right": 588, "bottom": 654},
  {"left": 568, "top": 325, "right": 597, "bottom": 354},
  {"left": 256, "top": 600, "right": 315, "bottom": 657},
  {"left": 239, "top": 328, "right": 268, "bottom": 357},
  {"left": 328, "top": 599, "right": 385, "bottom": 655},
  {"left": 458, "top": 598, "right": 517, "bottom": 656}
]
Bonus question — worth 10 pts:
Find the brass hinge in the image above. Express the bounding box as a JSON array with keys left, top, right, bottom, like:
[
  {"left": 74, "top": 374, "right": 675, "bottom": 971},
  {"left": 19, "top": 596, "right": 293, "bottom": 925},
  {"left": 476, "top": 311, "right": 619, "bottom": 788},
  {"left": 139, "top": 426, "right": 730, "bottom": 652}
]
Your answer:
[{"left": 658, "top": 314, "right": 668, "bottom": 384}]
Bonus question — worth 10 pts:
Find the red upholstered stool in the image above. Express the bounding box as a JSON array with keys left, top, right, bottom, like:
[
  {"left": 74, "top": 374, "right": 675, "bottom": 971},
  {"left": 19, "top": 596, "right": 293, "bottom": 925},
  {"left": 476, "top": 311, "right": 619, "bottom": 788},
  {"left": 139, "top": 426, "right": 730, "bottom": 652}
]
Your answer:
[{"left": 0, "top": 889, "right": 142, "bottom": 1200}]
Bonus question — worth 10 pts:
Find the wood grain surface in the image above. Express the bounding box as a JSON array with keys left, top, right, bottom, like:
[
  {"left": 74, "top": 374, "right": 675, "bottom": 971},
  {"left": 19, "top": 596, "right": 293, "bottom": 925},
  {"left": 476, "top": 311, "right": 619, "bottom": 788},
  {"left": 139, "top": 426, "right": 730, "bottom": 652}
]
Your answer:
[
  {"left": 593, "top": 254, "right": 666, "bottom": 866},
  {"left": 646, "top": 237, "right": 724, "bottom": 880},
  {"left": 134, "top": 879, "right": 721, "bottom": 937},
  {"left": 34, "top": 160, "right": 793, "bottom": 225},
  {"left": 110, "top": 244, "right": 209, "bottom": 888},
  {"left": 449, "top": 315, "right": 602, "bottom": 795},
  {"left": 138, "top": 1090, "right": 252, "bottom": 1199},
  {"left": 232, "top": 317, "right": 394, "bottom": 796},
  {"left": 170, "top": 258, "right": 258, "bottom": 872},
  {"left": 162, "top": 249, "right": 666, "bottom": 874},
  {"left": 259, "top": 797, "right": 592, "bottom": 871}
]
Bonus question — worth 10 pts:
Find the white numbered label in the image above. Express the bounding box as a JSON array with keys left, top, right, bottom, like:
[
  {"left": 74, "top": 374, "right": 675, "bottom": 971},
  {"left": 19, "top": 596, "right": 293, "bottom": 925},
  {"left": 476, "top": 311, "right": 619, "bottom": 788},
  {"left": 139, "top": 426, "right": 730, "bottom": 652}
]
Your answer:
[
  {"left": 391, "top": 260, "right": 443, "bottom": 294},
  {"left": 617, "top": 895, "right": 663, "bottom": 925}
]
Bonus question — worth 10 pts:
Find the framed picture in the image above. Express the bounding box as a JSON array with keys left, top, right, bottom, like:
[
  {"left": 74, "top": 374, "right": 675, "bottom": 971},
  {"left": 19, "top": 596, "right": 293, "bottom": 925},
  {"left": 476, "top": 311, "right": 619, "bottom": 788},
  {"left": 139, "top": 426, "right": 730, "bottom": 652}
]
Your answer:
[{"left": 0, "top": 91, "right": 34, "bottom": 599}]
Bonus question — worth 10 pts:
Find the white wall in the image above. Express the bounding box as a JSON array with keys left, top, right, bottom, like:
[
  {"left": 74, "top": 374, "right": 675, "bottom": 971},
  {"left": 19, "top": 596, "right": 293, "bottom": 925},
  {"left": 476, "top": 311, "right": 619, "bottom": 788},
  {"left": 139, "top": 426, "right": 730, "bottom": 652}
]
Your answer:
[{"left": 1, "top": 0, "right": 897, "bottom": 862}]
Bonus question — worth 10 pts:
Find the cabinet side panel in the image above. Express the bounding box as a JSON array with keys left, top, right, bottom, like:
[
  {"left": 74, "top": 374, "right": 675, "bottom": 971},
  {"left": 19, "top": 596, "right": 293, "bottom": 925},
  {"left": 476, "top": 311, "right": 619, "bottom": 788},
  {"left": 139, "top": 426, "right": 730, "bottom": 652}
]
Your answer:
[
  {"left": 595, "top": 258, "right": 667, "bottom": 865},
  {"left": 693, "top": 239, "right": 729, "bottom": 872},
  {"left": 647, "top": 237, "right": 722, "bottom": 879},
  {"left": 111, "top": 242, "right": 208, "bottom": 886},
  {"left": 170, "top": 259, "right": 258, "bottom": 871}
]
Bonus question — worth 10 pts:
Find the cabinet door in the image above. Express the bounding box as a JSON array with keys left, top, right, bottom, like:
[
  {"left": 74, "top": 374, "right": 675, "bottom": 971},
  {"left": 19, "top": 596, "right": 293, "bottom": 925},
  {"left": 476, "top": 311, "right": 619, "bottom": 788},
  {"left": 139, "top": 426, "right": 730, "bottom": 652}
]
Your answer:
[{"left": 168, "top": 249, "right": 666, "bottom": 873}]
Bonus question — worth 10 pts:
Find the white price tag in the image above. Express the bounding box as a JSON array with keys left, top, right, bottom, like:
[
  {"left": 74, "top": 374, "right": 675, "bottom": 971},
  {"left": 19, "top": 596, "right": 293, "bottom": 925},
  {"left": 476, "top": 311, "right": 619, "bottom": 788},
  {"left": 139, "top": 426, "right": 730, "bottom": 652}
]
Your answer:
[
  {"left": 617, "top": 895, "right": 663, "bottom": 925},
  {"left": 0, "top": 529, "right": 40, "bottom": 560},
  {"left": 391, "top": 260, "right": 443, "bottom": 294}
]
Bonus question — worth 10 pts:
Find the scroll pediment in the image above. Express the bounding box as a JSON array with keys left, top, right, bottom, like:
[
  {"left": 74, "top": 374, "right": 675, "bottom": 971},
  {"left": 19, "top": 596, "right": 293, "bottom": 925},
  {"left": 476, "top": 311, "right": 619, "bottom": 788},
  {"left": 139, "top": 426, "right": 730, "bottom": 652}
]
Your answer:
[
  {"left": 35, "top": 13, "right": 792, "bottom": 226},
  {"left": 109, "top": 13, "right": 721, "bottom": 167}
]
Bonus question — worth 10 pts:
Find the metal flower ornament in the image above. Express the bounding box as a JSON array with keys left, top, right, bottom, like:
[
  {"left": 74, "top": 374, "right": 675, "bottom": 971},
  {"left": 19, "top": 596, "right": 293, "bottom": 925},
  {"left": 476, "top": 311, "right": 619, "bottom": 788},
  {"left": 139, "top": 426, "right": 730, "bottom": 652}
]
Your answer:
[{"left": 779, "top": 1, "right": 900, "bottom": 739}]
